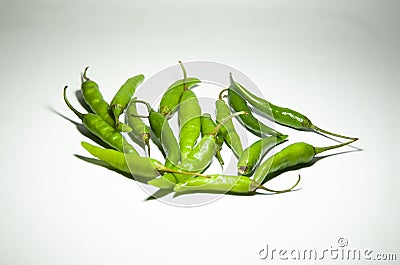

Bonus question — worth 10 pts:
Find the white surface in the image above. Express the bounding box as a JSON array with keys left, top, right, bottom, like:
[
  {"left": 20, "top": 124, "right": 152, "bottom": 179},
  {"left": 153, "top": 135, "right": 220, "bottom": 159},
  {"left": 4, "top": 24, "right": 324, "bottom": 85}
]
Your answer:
[{"left": 0, "top": 0, "right": 399, "bottom": 264}]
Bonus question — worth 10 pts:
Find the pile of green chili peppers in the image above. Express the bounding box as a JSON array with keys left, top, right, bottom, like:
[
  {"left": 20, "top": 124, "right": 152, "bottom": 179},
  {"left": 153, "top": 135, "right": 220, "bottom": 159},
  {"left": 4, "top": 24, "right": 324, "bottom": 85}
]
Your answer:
[{"left": 63, "top": 62, "right": 358, "bottom": 198}]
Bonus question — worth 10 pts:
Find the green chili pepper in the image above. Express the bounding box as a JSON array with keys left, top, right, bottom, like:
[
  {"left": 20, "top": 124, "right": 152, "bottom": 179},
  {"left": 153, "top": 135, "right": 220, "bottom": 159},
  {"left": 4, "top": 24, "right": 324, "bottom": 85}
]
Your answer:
[
  {"left": 200, "top": 113, "right": 224, "bottom": 166},
  {"left": 178, "top": 61, "right": 201, "bottom": 159},
  {"left": 252, "top": 138, "right": 358, "bottom": 189},
  {"left": 159, "top": 61, "right": 201, "bottom": 117},
  {"left": 81, "top": 142, "right": 208, "bottom": 180},
  {"left": 151, "top": 111, "right": 180, "bottom": 168},
  {"left": 177, "top": 111, "right": 246, "bottom": 175},
  {"left": 174, "top": 175, "right": 254, "bottom": 193},
  {"left": 216, "top": 91, "right": 243, "bottom": 159},
  {"left": 147, "top": 173, "right": 177, "bottom": 189},
  {"left": 177, "top": 134, "right": 218, "bottom": 173},
  {"left": 179, "top": 89, "right": 201, "bottom": 158},
  {"left": 126, "top": 97, "right": 151, "bottom": 156},
  {"left": 158, "top": 78, "right": 201, "bottom": 117},
  {"left": 110, "top": 74, "right": 144, "bottom": 128},
  {"left": 64, "top": 86, "right": 138, "bottom": 155},
  {"left": 237, "top": 135, "right": 288, "bottom": 176},
  {"left": 227, "top": 88, "right": 283, "bottom": 137},
  {"left": 81, "top": 141, "right": 160, "bottom": 178},
  {"left": 174, "top": 174, "right": 301, "bottom": 194},
  {"left": 229, "top": 73, "right": 357, "bottom": 140},
  {"left": 81, "top": 67, "right": 131, "bottom": 132},
  {"left": 148, "top": 111, "right": 247, "bottom": 188},
  {"left": 134, "top": 100, "right": 181, "bottom": 168}
]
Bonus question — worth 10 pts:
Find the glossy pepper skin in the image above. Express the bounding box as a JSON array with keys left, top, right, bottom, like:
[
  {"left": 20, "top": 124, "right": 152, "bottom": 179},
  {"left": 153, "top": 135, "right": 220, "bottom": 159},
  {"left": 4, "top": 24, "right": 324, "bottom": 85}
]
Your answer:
[
  {"left": 229, "top": 74, "right": 357, "bottom": 140},
  {"left": 148, "top": 107, "right": 180, "bottom": 168},
  {"left": 110, "top": 74, "right": 144, "bottom": 125},
  {"left": 147, "top": 173, "right": 177, "bottom": 189},
  {"left": 64, "top": 86, "right": 138, "bottom": 155},
  {"left": 174, "top": 175, "right": 255, "bottom": 193},
  {"left": 216, "top": 98, "right": 243, "bottom": 159},
  {"left": 237, "top": 135, "right": 288, "bottom": 176},
  {"left": 81, "top": 142, "right": 160, "bottom": 178},
  {"left": 179, "top": 89, "right": 201, "bottom": 159},
  {"left": 126, "top": 98, "right": 151, "bottom": 155},
  {"left": 165, "top": 129, "right": 221, "bottom": 184},
  {"left": 82, "top": 142, "right": 203, "bottom": 182},
  {"left": 159, "top": 77, "right": 201, "bottom": 117},
  {"left": 252, "top": 139, "right": 358, "bottom": 189},
  {"left": 148, "top": 111, "right": 246, "bottom": 188},
  {"left": 81, "top": 67, "right": 131, "bottom": 132},
  {"left": 227, "top": 88, "right": 282, "bottom": 137},
  {"left": 200, "top": 113, "right": 224, "bottom": 166},
  {"left": 176, "top": 111, "right": 245, "bottom": 177},
  {"left": 177, "top": 134, "right": 218, "bottom": 174}
]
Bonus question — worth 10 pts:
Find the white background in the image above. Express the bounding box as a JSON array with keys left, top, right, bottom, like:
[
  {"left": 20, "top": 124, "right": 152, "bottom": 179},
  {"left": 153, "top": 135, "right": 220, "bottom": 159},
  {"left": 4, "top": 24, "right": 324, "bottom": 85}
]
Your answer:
[{"left": 1, "top": 0, "right": 399, "bottom": 264}]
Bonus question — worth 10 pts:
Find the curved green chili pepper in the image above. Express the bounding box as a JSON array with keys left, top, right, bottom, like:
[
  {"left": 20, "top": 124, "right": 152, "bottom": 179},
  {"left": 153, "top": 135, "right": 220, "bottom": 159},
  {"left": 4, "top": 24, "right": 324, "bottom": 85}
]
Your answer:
[
  {"left": 252, "top": 138, "right": 358, "bottom": 189},
  {"left": 81, "top": 142, "right": 208, "bottom": 180},
  {"left": 134, "top": 100, "right": 181, "bottom": 168},
  {"left": 159, "top": 61, "right": 201, "bottom": 117},
  {"left": 237, "top": 134, "right": 288, "bottom": 176},
  {"left": 216, "top": 92, "right": 243, "bottom": 159},
  {"left": 178, "top": 62, "right": 201, "bottom": 159},
  {"left": 64, "top": 86, "right": 138, "bottom": 155},
  {"left": 81, "top": 141, "right": 160, "bottom": 178},
  {"left": 110, "top": 74, "right": 144, "bottom": 127},
  {"left": 150, "top": 111, "right": 180, "bottom": 168},
  {"left": 227, "top": 88, "right": 283, "bottom": 137},
  {"left": 81, "top": 67, "right": 131, "bottom": 132},
  {"left": 177, "top": 134, "right": 218, "bottom": 173},
  {"left": 200, "top": 113, "right": 224, "bottom": 166},
  {"left": 148, "top": 111, "right": 247, "bottom": 188},
  {"left": 158, "top": 78, "right": 201, "bottom": 117},
  {"left": 229, "top": 73, "right": 357, "bottom": 140},
  {"left": 177, "top": 111, "right": 246, "bottom": 175},
  {"left": 174, "top": 174, "right": 301, "bottom": 194},
  {"left": 126, "top": 98, "right": 151, "bottom": 156},
  {"left": 174, "top": 175, "right": 254, "bottom": 193}
]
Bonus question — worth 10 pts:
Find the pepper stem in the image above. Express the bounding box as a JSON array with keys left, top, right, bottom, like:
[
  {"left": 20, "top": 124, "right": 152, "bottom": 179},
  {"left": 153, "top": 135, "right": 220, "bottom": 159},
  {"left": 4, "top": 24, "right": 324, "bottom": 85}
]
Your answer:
[
  {"left": 255, "top": 174, "right": 301, "bottom": 193},
  {"left": 82, "top": 66, "right": 90, "bottom": 81},
  {"left": 178, "top": 60, "right": 188, "bottom": 91},
  {"left": 310, "top": 124, "right": 357, "bottom": 140},
  {"left": 218, "top": 88, "right": 229, "bottom": 100},
  {"left": 211, "top": 111, "right": 247, "bottom": 136},
  {"left": 314, "top": 138, "right": 358, "bottom": 155},
  {"left": 63, "top": 86, "right": 84, "bottom": 120},
  {"left": 130, "top": 99, "right": 152, "bottom": 118}
]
